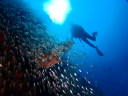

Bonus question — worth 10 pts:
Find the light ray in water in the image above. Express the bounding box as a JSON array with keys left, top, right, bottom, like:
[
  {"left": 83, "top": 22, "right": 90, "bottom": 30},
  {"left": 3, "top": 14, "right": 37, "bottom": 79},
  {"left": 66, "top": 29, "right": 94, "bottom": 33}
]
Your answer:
[{"left": 43, "top": 0, "right": 72, "bottom": 24}]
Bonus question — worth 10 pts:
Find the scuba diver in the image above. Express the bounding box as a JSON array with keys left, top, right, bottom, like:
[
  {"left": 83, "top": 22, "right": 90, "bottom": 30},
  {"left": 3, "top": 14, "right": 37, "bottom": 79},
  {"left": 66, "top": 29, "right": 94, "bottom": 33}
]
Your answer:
[{"left": 70, "top": 23, "right": 104, "bottom": 56}]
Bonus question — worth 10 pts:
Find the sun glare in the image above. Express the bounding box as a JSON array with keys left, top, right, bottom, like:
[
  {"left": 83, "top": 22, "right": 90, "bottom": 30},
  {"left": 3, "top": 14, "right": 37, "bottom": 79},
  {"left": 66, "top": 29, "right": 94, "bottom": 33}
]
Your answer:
[{"left": 43, "top": 0, "right": 71, "bottom": 24}]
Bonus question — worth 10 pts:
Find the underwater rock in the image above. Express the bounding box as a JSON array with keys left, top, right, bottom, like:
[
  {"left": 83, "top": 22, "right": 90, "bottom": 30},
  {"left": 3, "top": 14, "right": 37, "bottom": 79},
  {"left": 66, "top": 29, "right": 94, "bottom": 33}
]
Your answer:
[{"left": 38, "top": 40, "right": 74, "bottom": 68}]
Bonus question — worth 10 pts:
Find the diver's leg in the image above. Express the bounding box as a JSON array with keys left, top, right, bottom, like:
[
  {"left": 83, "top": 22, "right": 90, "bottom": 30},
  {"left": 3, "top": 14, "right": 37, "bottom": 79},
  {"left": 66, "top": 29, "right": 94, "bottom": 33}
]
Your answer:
[
  {"left": 81, "top": 36, "right": 104, "bottom": 56},
  {"left": 81, "top": 37, "right": 96, "bottom": 48},
  {"left": 83, "top": 31, "right": 96, "bottom": 41}
]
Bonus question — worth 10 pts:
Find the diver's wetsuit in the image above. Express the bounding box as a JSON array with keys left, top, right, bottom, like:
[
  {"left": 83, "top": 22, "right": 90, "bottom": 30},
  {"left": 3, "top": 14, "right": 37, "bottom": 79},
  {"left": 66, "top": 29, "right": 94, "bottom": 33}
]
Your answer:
[
  {"left": 71, "top": 24, "right": 104, "bottom": 56},
  {"left": 71, "top": 24, "right": 96, "bottom": 48}
]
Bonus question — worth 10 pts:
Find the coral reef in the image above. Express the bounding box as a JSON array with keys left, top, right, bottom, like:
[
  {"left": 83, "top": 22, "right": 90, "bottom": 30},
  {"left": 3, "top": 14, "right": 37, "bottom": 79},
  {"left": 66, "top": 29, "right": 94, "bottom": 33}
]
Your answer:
[{"left": 0, "top": 0, "right": 103, "bottom": 96}]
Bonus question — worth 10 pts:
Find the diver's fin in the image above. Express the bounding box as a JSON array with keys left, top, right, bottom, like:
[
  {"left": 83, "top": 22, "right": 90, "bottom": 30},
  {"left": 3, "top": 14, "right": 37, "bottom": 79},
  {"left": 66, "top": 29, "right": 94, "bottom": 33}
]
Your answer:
[
  {"left": 95, "top": 47, "right": 104, "bottom": 56},
  {"left": 91, "top": 32, "right": 98, "bottom": 36}
]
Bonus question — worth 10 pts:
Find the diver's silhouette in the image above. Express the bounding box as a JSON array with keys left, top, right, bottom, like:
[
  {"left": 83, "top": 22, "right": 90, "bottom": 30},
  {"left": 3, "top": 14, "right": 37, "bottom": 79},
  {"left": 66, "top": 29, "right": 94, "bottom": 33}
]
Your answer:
[{"left": 70, "top": 23, "right": 104, "bottom": 56}]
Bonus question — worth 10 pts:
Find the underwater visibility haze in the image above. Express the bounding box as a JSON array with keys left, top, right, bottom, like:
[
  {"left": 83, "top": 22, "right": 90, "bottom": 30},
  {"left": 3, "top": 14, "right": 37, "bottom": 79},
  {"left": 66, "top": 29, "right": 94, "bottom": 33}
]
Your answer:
[{"left": 0, "top": 0, "right": 128, "bottom": 96}]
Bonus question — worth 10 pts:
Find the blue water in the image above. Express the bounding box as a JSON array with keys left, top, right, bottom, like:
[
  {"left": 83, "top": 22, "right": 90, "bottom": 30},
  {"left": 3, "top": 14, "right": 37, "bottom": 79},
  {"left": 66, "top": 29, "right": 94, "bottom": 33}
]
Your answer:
[{"left": 24, "top": 0, "right": 128, "bottom": 96}]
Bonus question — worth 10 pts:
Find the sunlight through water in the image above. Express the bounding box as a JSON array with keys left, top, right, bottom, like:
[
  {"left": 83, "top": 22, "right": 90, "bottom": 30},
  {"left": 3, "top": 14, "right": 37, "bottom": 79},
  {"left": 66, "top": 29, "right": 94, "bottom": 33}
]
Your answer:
[{"left": 43, "top": 0, "right": 71, "bottom": 24}]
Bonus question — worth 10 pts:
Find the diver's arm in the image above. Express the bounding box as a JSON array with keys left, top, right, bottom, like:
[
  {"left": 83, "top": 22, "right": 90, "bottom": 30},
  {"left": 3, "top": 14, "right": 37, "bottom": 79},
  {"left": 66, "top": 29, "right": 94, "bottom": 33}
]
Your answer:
[{"left": 79, "top": 38, "right": 82, "bottom": 43}]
